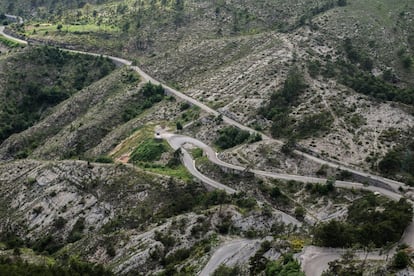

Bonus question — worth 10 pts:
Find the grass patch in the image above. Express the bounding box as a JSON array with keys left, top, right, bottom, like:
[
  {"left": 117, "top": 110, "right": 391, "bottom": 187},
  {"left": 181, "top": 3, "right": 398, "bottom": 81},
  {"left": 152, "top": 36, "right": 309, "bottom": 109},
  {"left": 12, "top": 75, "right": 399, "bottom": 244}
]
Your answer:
[
  {"left": 130, "top": 139, "right": 167, "bottom": 163},
  {"left": 144, "top": 164, "right": 192, "bottom": 182},
  {"left": 0, "top": 35, "right": 23, "bottom": 48}
]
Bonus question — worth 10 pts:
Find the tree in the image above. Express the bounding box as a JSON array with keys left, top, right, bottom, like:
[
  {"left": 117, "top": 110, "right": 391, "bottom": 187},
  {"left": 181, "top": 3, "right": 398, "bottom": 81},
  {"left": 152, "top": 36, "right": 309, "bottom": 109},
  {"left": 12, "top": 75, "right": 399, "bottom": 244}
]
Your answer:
[
  {"left": 294, "top": 207, "right": 306, "bottom": 221},
  {"left": 393, "top": 251, "right": 410, "bottom": 269},
  {"left": 176, "top": 121, "right": 183, "bottom": 130},
  {"left": 378, "top": 151, "right": 402, "bottom": 174},
  {"left": 338, "top": 0, "right": 347, "bottom": 7}
]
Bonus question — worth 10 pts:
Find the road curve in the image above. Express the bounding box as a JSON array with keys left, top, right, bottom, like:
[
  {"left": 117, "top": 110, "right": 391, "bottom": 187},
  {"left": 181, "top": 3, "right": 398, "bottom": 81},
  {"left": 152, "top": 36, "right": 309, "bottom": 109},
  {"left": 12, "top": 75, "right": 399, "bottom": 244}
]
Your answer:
[
  {"left": 199, "top": 239, "right": 260, "bottom": 276},
  {"left": 297, "top": 246, "right": 391, "bottom": 276},
  {"left": 162, "top": 133, "right": 402, "bottom": 201},
  {"left": 0, "top": 22, "right": 406, "bottom": 193},
  {"left": 162, "top": 131, "right": 413, "bottom": 275},
  {"left": 0, "top": 26, "right": 28, "bottom": 45},
  {"left": 2, "top": 21, "right": 413, "bottom": 275}
]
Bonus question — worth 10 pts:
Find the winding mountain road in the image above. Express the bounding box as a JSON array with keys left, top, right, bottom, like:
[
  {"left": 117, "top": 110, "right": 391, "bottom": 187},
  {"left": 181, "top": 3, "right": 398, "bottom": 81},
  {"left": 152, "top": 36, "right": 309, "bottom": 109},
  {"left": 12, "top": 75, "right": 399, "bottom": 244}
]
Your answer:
[
  {"left": 1, "top": 24, "right": 404, "bottom": 194},
  {"left": 2, "top": 22, "right": 413, "bottom": 276},
  {"left": 1, "top": 20, "right": 407, "bottom": 191},
  {"left": 160, "top": 131, "right": 412, "bottom": 275},
  {"left": 0, "top": 26, "right": 28, "bottom": 45},
  {"left": 162, "top": 132, "right": 403, "bottom": 201},
  {"left": 199, "top": 239, "right": 260, "bottom": 276}
]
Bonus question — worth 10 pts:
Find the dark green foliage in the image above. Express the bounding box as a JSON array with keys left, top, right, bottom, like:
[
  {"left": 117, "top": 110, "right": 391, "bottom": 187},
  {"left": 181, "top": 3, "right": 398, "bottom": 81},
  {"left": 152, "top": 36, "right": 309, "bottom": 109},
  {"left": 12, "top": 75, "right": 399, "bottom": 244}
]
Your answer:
[
  {"left": 265, "top": 254, "right": 304, "bottom": 276},
  {"left": 259, "top": 68, "right": 309, "bottom": 139},
  {"left": 378, "top": 142, "right": 414, "bottom": 182},
  {"left": 179, "top": 102, "right": 190, "bottom": 111},
  {"left": 233, "top": 192, "right": 257, "bottom": 210},
  {"left": 154, "top": 231, "right": 176, "bottom": 249},
  {"left": 306, "top": 179, "right": 336, "bottom": 196},
  {"left": 250, "top": 241, "right": 272, "bottom": 275},
  {"left": 32, "top": 235, "right": 63, "bottom": 255},
  {"left": 0, "top": 232, "right": 24, "bottom": 249},
  {"left": 343, "top": 38, "right": 373, "bottom": 71},
  {"left": 94, "top": 156, "right": 113, "bottom": 163},
  {"left": 336, "top": 170, "right": 353, "bottom": 180},
  {"left": 261, "top": 68, "right": 305, "bottom": 119},
  {"left": 163, "top": 248, "right": 191, "bottom": 266},
  {"left": 0, "top": 256, "right": 113, "bottom": 276},
  {"left": 53, "top": 217, "right": 67, "bottom": 229},
  {"left": 393, "top": 250, "right": 410, "bottom": 269},
  {"left": 401, "top": 55, "right": 413, "bottom": 69},
  {"left": 122, "top": 82, "right": 165, "bottom": 122},
  {"left": 337, "top": 0, "right": 347, "bottom": 7},
  {"left": 213, "top": 265, "right": 241, "bottom": 276},
  {"left": 176, "top": 121, "right": 183, "bottom": 130},
  {"left": 342, "top": 71, "right": 414, "bottom": 105},
  {"left": 214, "top": 126, "right": 251, "bottom": 149},
  {"left": 67, "top": 217, "right": 85, "bottom": 243},
  {"left": 307, "top": 60, "right": 321, "bottom": 78},
  {"left": 130, "top": 139, "right": 166, "bottom": 163},
  {"left": 0, "top": 46, "right": 115, "bottom": 143},
  {"left": 264, "top": 185, "right": 291, "bottom": 208},
  {"left": 329, "top": 56, "right": 414, "bottom": 105},
  {"left": 294, "top": 207, "right": 306, "bottom": 221},
  {"left": 314, "top": 196, "right": 413, "bottom": 247},
  {"left": 293, "top": 112, "right": 333, "bottom": 139},
  {"left": 157, "top": 181, "right": 256, "bottom": 220},
  {"left": 281, "top": 139, "right": 296, "bottom": 155},
  {"left": 378, "top": 150, "right": 403, "bottom": 174},
  {"left": 249, "top": 133, "right": 263, "bottom": 143},
  {"left": 106, "top": 245, "right": 116, "bottom": 257},
  {"left": 166, "top": 148, "right": 182, "bottom": 168},
  {"left": 296, "top": 1, "right": 338, "bottom": 28}
]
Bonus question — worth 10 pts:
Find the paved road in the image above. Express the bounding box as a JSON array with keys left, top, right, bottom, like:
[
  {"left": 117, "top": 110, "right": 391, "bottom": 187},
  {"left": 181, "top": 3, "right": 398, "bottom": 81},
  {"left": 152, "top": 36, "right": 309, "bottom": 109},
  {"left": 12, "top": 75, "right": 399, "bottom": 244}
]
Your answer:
[
  {"left": 162, "top": 131, "right": 413, "bottom": 275},
  {"left": 297, "top": 246, "right": 391, "bottom": 276},
  {"left": 199, "top": 239, "right": 260, "bottom": 276},
  {"left": 0, "top": 26, "right": 28, "bottom": 45},
  {"left": 5, "top": 14, "right": 24, "bottom": 24},
  {"left": 162, "top": 133, "right": 403, "bottom": 201},
  {"left": 1, "top": 22, "right": 406, "bottom": 193},
  {"left": 3, "top": 21, "right": 413, "bottom": 275}
]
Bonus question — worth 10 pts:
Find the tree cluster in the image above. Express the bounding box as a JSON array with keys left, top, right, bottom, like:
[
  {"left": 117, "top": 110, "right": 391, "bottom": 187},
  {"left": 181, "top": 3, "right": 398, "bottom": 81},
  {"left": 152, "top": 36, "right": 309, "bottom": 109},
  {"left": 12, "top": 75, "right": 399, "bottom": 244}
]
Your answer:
[
  {"left": 314, "top": 195, "right": 413, "bottom": 247},
  {"left": 0, "top": 46, "right": 115, "bottom": 144}
]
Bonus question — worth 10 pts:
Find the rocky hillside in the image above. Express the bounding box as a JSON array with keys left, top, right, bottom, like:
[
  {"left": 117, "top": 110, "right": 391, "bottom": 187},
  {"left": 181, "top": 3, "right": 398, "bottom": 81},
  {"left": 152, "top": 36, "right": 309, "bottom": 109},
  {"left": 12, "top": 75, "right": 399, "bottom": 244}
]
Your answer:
[
  {"left": 14, "top": 0, "right": 413, "bottom": 177},
  {"left": 0, "top": 0, "right": 414, "bottom": 275},
  {"left": 0, "top": 159, "right": 301, "bottom": 275}
]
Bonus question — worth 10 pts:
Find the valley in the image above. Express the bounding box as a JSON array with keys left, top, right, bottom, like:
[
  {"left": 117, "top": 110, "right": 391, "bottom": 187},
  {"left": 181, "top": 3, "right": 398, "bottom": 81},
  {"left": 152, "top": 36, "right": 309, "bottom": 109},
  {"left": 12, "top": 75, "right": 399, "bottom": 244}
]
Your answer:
[{"left": 0, "top": 0, "right": 414, "bottom": 275}]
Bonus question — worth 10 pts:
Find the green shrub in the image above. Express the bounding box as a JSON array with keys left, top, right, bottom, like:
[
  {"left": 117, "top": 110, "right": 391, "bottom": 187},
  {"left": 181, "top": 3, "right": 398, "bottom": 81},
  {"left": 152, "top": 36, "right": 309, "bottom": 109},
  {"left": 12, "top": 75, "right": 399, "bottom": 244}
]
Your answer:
[
  {"left": 214, "top": 126, "right": 251, "bottom": 149},
  {"left": 393, "top": 250, "right": 410, "bottom": 269},
  {"left": 122, "top": 82, "right": 165, "bottom": 122},
  {"left": 68, "top": 218, "right": 85, "bottom": 243},
  {"left": 0, "top": 46, "right": 115, "bottom": 143},
  {"left": 130, "top": 139, "right": 166, "bottom": 163},
  {"left": 314, "top": 196, "right": 413, "bottom": 247},
  {"left": 94, "top": 156, "right": 113, "bottom": 163},
  {"left": 213, "top": 265, "right": 241, "bottom": 276}
]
